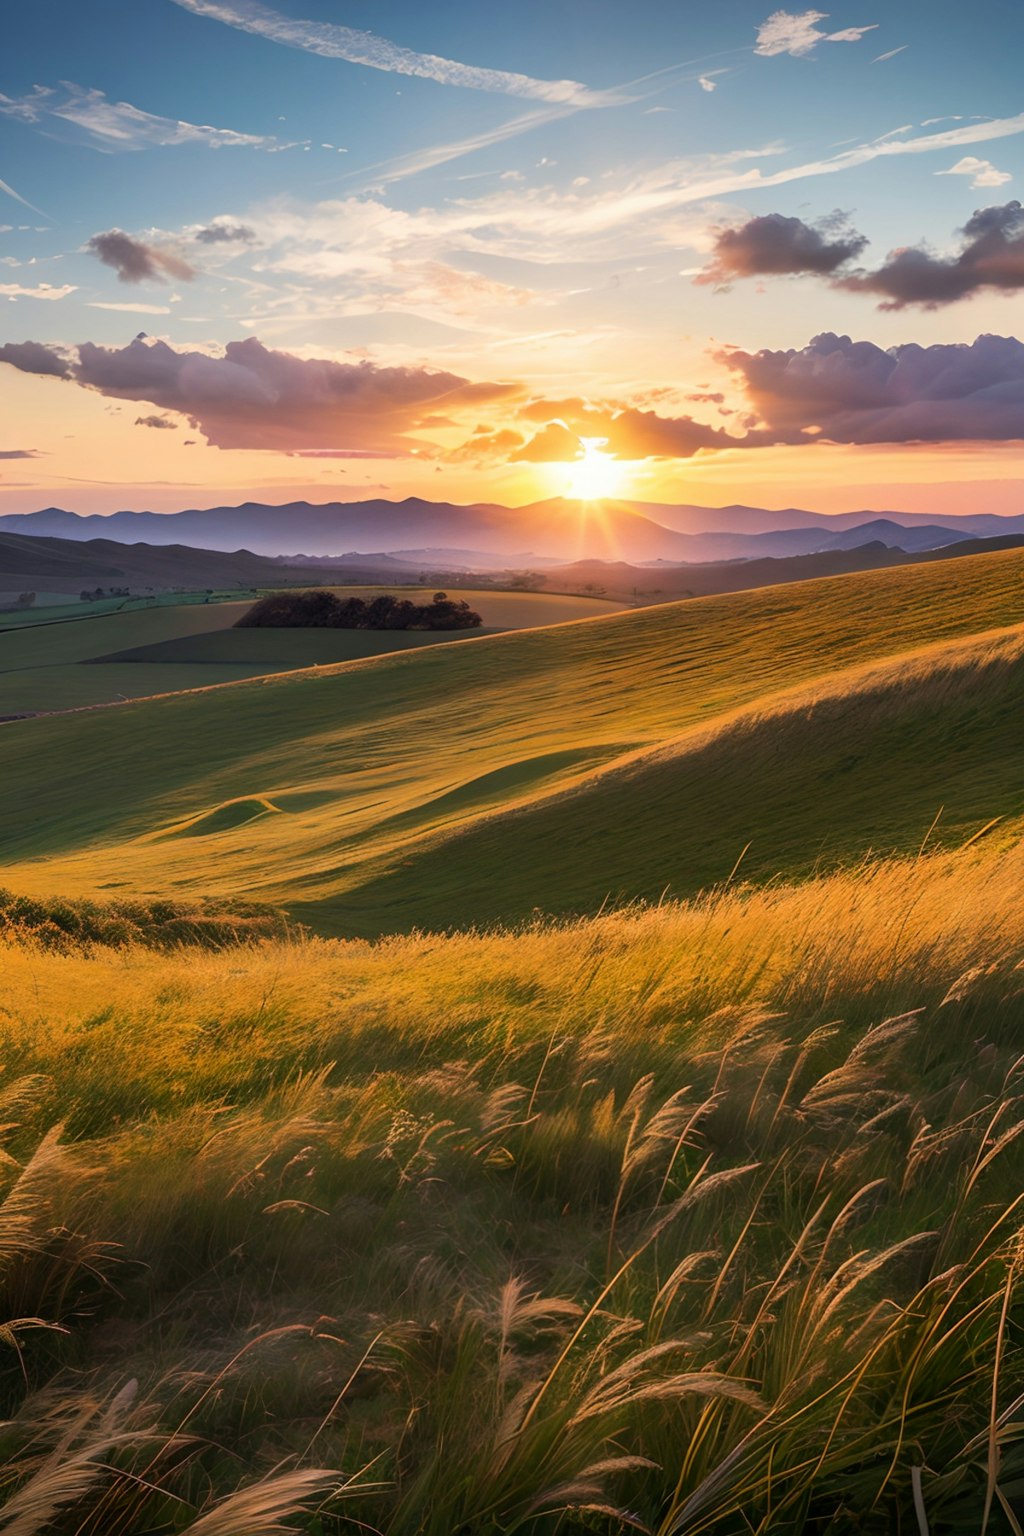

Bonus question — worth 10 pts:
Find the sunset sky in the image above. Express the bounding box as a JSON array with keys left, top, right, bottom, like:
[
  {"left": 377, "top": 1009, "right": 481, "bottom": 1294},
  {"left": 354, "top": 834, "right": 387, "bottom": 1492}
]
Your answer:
[{"left": 2, "top": 0, "right": 1024, "bottom": 516}]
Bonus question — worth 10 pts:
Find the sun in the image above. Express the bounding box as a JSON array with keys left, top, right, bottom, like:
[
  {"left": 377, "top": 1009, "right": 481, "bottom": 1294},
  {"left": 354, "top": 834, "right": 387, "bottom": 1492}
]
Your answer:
[{"left": 564, "top": 437, "right": 626, "bottom": 501}]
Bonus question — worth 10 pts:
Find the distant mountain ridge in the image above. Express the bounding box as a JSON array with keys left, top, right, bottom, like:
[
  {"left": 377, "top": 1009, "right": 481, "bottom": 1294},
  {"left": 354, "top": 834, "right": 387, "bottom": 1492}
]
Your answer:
[{"left": 1, "top": 496, "right": 1021, "bottom": 565}]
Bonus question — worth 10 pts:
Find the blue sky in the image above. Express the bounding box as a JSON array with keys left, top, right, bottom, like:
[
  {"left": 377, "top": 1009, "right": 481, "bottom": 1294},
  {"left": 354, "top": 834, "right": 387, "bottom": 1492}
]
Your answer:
[{"left": 2, "top": 1, "right": 1024, "bottom": 514}]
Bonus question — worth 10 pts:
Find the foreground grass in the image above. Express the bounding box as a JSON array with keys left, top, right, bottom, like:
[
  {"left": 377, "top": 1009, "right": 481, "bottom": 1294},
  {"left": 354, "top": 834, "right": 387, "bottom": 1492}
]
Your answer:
[{"left": 1, "top": 845, "right": 1024, "bottom": 1531}]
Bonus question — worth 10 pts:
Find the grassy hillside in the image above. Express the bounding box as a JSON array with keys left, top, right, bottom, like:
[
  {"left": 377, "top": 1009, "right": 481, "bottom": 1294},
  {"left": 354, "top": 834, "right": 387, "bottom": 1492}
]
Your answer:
[
  {"left": 0, "top": 546, "right": 1021, "bottom": 928},
  {"left": 1, "top": 845, "right": 1024, "bottom": 1531}
]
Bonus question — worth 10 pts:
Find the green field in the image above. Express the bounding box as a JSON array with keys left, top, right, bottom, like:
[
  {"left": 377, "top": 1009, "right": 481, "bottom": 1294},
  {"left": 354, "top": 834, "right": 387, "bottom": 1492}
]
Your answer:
[
  {"left": 0, "top": 586, "right": 624, "bottom": 713},
  {"left": 1, "top": 547, "right": 1021, "bottom": 927}
]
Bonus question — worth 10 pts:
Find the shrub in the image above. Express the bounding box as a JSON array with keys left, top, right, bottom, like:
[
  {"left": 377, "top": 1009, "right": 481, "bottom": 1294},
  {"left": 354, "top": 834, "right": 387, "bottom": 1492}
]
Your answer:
[{"left": 235, "top": 589, "right": 483, "bottom": 631}]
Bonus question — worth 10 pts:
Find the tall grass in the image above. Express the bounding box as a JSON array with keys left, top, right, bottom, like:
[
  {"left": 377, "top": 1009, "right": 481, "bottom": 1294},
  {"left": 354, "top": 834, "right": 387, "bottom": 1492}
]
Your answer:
[{"left": 0, "top": 844, "right": 1022, "bottom": 1531}]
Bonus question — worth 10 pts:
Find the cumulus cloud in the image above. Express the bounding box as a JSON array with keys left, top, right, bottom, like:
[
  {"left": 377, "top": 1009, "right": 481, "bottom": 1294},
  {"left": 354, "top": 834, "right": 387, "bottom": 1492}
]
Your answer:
[
  {"left": 937, "top": 155, "right": 1011, "bottom": 189},
  {"left": 697, "top": 200, "right": 1024, "bottom": 308},
  {"left": 449, "top": 427, "right": 526, "bottom": 462},
  {"left": 87, "top": 230, "right": 197, "bottom": 284},
  {"left": 0, "top": 333, "right": 517, "bottom": 454},
  {"left": 0, "top": 282, "right": 77, "bottom": 301},
  {"left": 169, "top": 0, "right": 609, "bottom": 106},
  {"left": 510, "top": 422, "right": 585, "bottom": 462},
  {"left": 0, "top": 340, "right": 71, "bottom": 378},
  {"left": 134, "top": 414, "right": 179, "bottom": 429},
  {"left": 723, "top": 331, "right": 1024, "bottom": 444},
  {"left": 0, "top": 82, "right": 289, "bottom": 152},
  {"left": 697, "top": 211, "right": 867, "bottom": 283},
  {"left": 507, "top": 402, "right": 738, "bottom": 463},
  {"left": 754, "top": 9, "right": 878, "bottom": 57},
  {"left": 840, "top": 200, "right": 1024, "bottom": 307}
]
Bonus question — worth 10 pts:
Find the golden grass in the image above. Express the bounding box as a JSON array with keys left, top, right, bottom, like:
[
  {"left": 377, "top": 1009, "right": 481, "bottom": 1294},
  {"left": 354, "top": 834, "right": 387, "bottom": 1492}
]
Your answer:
[{"left": 0, "top": 842, "right": 1022, "bottom": 1529}]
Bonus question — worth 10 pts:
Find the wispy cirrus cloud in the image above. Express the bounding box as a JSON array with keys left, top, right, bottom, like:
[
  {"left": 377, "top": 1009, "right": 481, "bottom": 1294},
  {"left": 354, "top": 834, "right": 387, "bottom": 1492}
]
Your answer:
[
  {"left": 0, "top": 82, "right": 291, "bottom": 152},
  {"left": 754, "top": 9, "right": 878, "bottom": 58},
  {"left": 169, "top": 0, "right": 612, "bottom": 106}
]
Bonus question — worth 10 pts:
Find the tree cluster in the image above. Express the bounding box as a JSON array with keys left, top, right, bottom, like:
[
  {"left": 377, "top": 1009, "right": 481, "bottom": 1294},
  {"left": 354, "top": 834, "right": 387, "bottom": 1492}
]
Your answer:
[{"left": 235, "top": 589, "right": 483, "bottom": 632}]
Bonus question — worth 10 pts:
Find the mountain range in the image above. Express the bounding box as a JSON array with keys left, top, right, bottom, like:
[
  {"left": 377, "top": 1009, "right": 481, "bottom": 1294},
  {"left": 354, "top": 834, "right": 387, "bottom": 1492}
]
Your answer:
[{"left": 3, "top": 497, "right": 1022, "bottom": 566}]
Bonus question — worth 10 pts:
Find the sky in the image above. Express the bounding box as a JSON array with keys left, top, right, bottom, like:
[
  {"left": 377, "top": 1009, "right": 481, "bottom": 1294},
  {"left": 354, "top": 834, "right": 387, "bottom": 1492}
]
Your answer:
[{"left": 2, "top": 0, "right": 1024, "bottom": 516}]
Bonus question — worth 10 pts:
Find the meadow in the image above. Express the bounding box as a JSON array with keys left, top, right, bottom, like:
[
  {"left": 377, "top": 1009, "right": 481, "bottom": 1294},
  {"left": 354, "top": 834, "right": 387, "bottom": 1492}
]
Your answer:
[
  {"left": 0, "top": 546, "right": 1021, "bottom": 927},
  {"left": 1, "top": 844, "right": 1023, "bottom": 1531},
  {"left": 2, "top": 545, "right": 1024, "bottom": 1532}
]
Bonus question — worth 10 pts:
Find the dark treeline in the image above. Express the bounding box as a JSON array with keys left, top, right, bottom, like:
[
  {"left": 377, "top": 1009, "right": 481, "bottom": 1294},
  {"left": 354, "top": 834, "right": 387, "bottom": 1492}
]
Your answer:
[{"left": 236, "top": 588, "right": 483, "bottom": 631}]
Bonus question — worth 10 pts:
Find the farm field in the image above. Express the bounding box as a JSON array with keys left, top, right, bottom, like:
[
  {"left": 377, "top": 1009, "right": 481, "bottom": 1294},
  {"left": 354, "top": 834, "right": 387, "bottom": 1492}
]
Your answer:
[{"left": 0, "top": 587, "right": 624, "bottom": 713}]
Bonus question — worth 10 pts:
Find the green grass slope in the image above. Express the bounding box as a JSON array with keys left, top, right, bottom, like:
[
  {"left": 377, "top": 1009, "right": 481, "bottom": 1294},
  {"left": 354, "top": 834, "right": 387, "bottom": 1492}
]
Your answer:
[{"left": 1, "top": 547, "right": 1022, "bottom": 926}]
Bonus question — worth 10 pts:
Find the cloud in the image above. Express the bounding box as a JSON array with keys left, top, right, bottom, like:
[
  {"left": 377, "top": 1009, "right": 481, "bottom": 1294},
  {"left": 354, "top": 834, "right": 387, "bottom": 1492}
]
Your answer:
[
  {"left": 698, "top": 76, "right": 718, "bottom": 93},
  {"left": 937, "top": 155, "right": 1011, "bottom": 189},
  {"left": 134, "top": 414, "right": 179, "bottom": 429},
  {"left": 696, "top": 201, "right": 1024, "bottom": 309},
  {"left": 193, "top": 222, "right": 257, "bottom": 245},
  {"left": 754, "top": 10, "right": 878, "bottom": 57},
  {"left": 169, "top": 0, "right": 608, "bottom": 105},
  {"left": 722, "top": 331, "right": 1024, "bottom": 444},
  {"left": 0, "top": 449, "right": 39, "bottom": 460},
  {"left": 509, "top": 402, "right": 738, "bottom": 462},
  {"left": 510, "top": 422, "right": 584, "bottom": 462},
  {"left": 0, "top": 341, "right": 71, "bottom": 378},
  {"left": 88, "top": 301, "right": 174, "bottom": 314},
  {"left": 87, "top": 230, "right": 197, "bottom": 284},
  {"left": 873, "top": 45, "right": 907, "bottom": 62},
  {"left": 0, "top": 333, "right": 517, "bottom": 454},
  {"left": 449, "top": 427, "right": 525, "bottom": 462},
  {"left": 0, "top": 282, "right": 77, "bottom": 301},
  {"left": 697, "top": 211, "right": 867, "bottom": 282},
  {"left": 840, "top": 200, "right": 1024, "bottom": 308},
  {"left": 0, "top": 83, "right": 289, "bottom": 152}
]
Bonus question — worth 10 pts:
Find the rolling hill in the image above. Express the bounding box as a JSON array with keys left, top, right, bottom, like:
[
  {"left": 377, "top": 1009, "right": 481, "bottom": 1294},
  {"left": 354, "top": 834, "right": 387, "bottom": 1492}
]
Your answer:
[{"left": 0, "top": 544, "right": 1021, "bottom": 932}]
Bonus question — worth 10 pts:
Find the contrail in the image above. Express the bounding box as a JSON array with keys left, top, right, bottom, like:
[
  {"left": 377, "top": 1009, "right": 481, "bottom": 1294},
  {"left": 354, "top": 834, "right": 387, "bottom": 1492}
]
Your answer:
[
  {"left": 0, "top": 174, "right": 47, "bottom": 218},
  {"left": 168, "top": 0, "right": 615, "bottom": 106}
]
